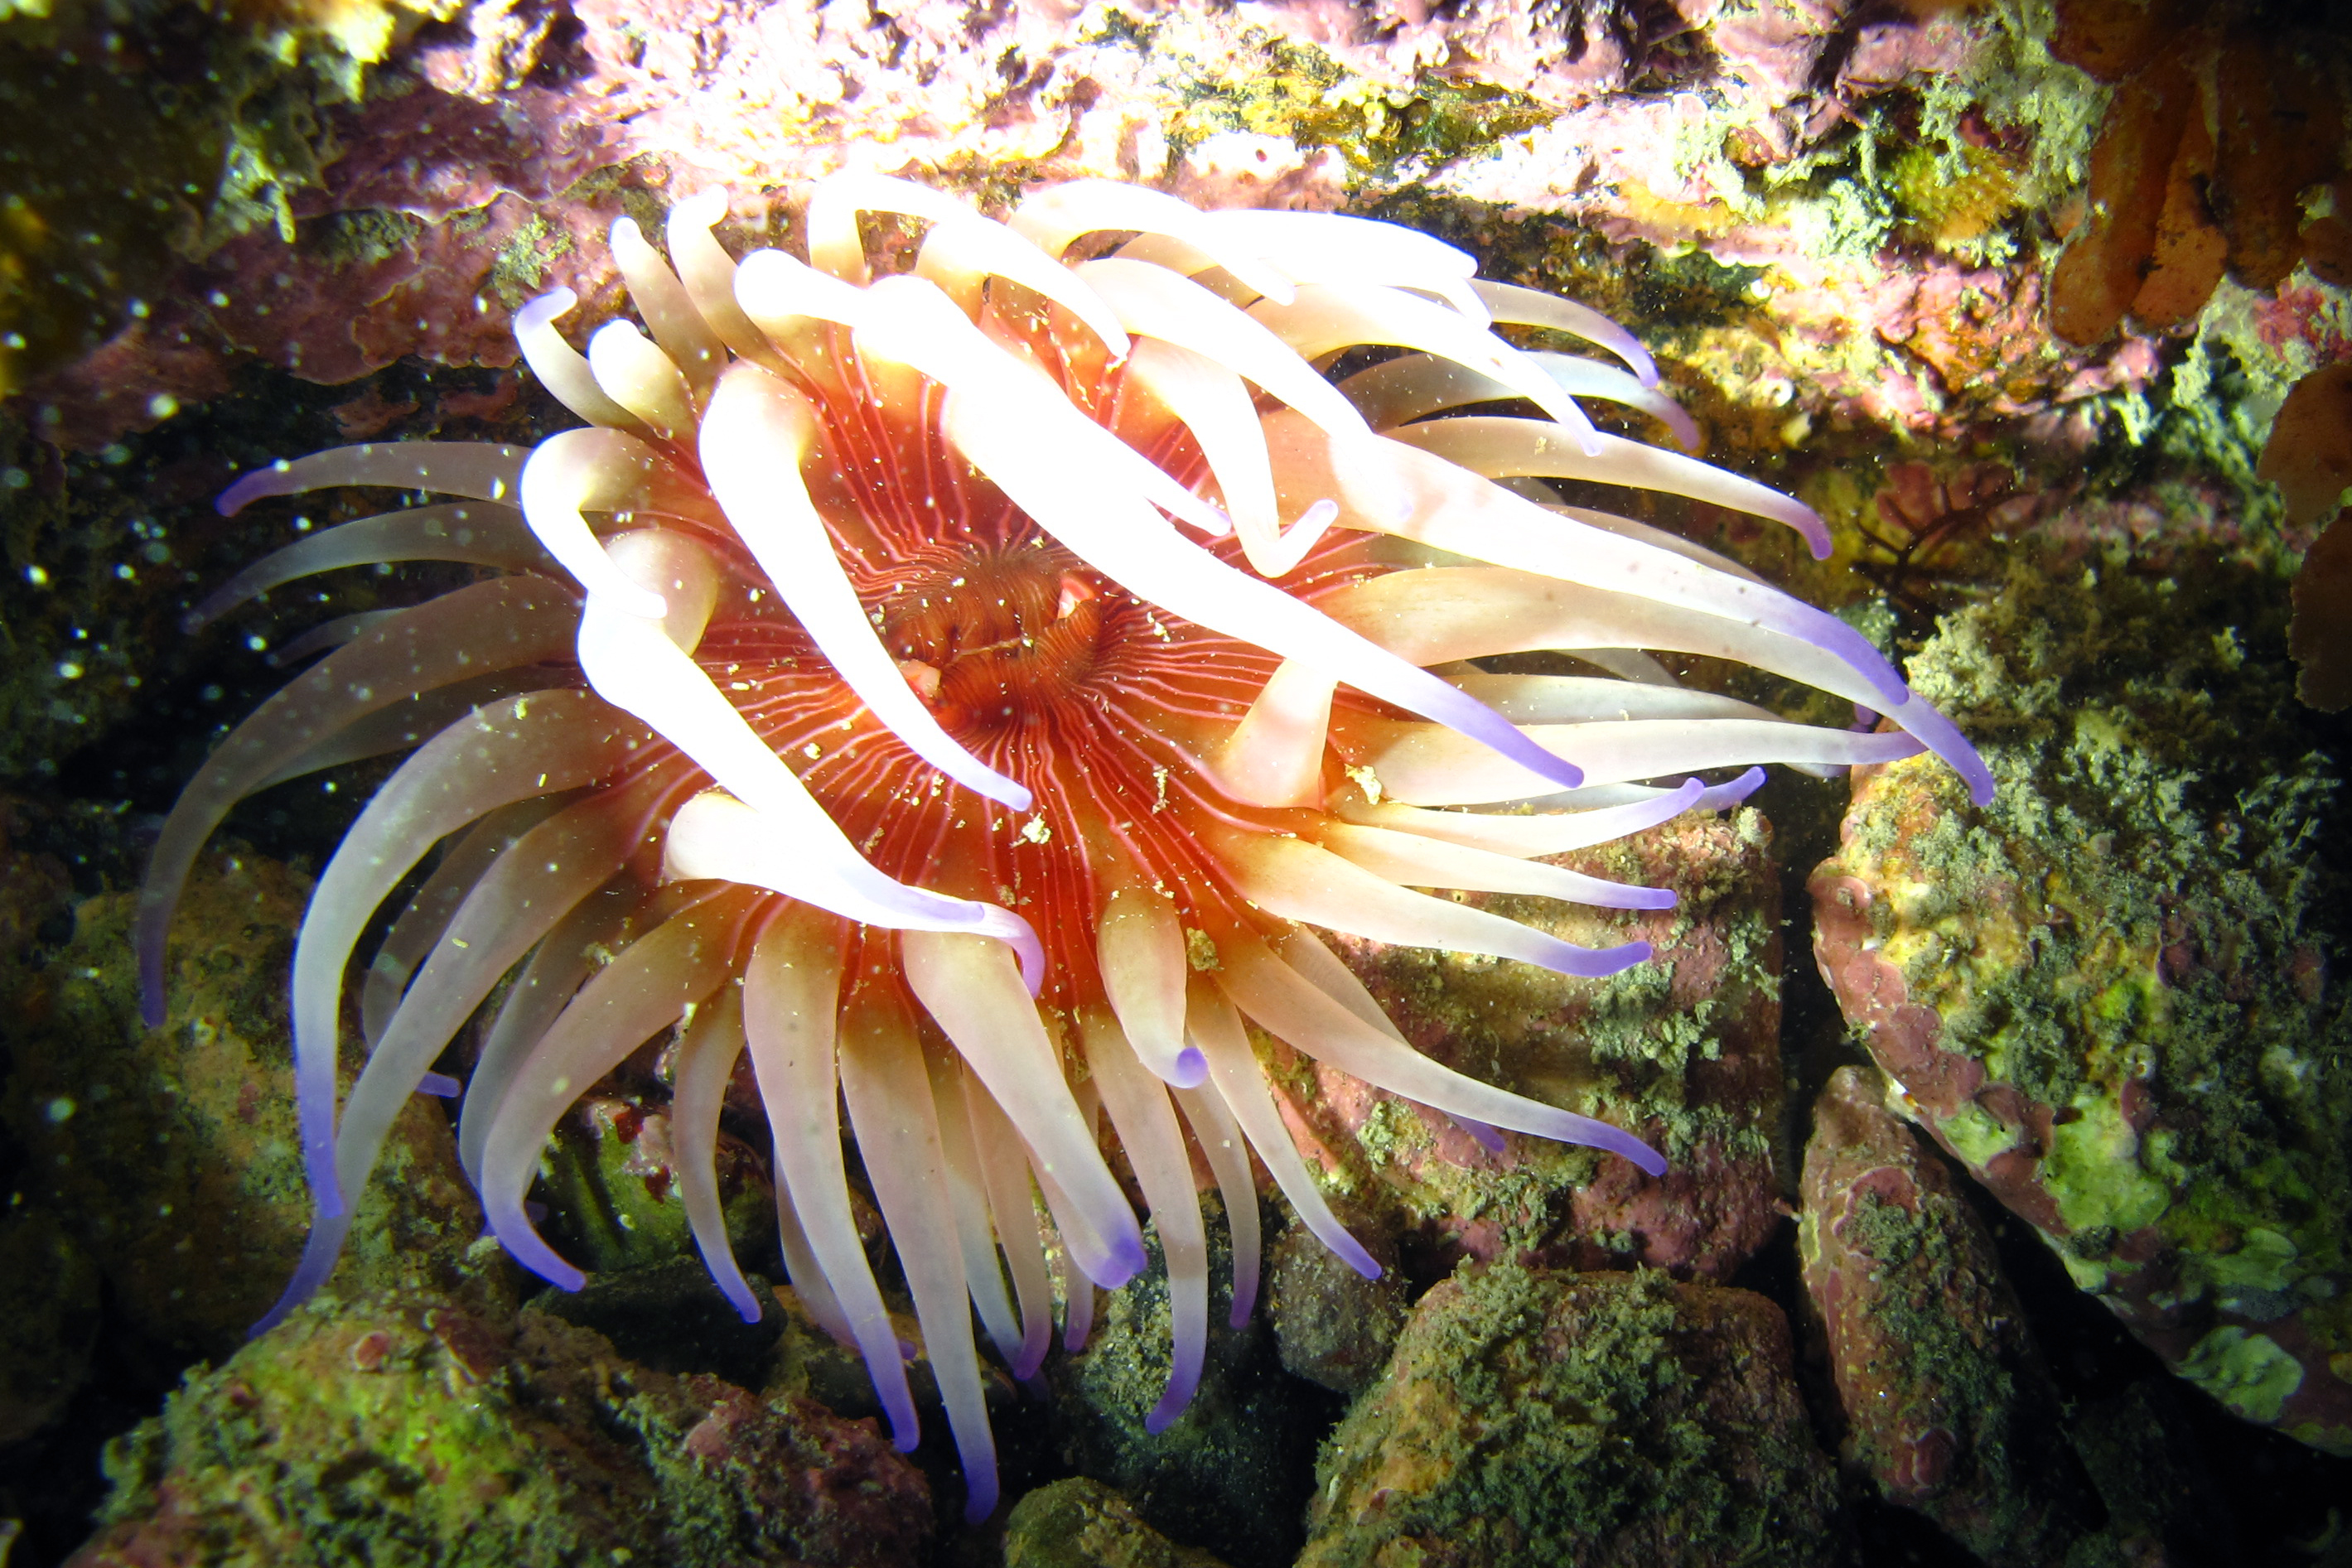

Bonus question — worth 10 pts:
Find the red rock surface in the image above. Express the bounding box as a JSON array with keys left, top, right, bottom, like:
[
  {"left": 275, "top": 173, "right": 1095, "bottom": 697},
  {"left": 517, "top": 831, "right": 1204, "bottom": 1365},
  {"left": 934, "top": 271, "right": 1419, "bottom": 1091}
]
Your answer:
[{"left": 1799, "top": 1065, "right": 2101, "bottom": 1565}]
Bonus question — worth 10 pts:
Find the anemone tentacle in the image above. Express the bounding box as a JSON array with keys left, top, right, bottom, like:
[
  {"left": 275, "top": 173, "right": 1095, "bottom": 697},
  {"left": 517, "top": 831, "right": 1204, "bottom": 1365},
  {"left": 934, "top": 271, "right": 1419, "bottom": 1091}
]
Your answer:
[{"left": 146, "top": 173, "right": 1991, "bottom": 1522}]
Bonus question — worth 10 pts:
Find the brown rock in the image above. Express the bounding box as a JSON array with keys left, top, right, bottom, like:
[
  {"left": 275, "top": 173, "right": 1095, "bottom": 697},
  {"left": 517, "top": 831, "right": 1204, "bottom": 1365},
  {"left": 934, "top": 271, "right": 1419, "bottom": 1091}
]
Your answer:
[
  {"left": 2213, "top": 36, "right": 2344, "bottom": 292},
  {"left": 1267, "top": 1216, "right": 1404, "bottom": 1394},
  {"left": 2050, "top": 42, "right": 2200, "bottom": 348},
  {"left": 2127, "top": 77, "right": 2225, "bottom": 331},
  {"left": 2049, "top": 0, "right": 2194, "bottom": 82},
  {"left": 2271, "top": 358, "right": 2352, "bottom": 713},
  {"left": 0, "top": 1209, "right": 100, "bottom": 1445},
  {"left": 2288, "top": 509, "right": 2352, "bottom": 712},
  {"left": 2262, "top": 362, "right": 2352, "bottom": 528}
]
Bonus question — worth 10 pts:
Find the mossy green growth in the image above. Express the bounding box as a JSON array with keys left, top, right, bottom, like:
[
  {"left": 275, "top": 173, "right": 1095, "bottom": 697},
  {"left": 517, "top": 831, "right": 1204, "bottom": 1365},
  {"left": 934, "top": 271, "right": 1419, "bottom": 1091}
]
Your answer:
[
  {"left": 98, "top": 1306, "right": 624, "bottom": 1565},
  {"left": 1301, "top": 1266, "right": 1839, "bottom": 1567},
  {"left": 1003, "top": 1476, "right": 1232, "bottom": 1568},
  {"left": 487, "top": 213, "right": 577, "bottom": 311},
  {"left": 1827, "top": 550, "right": 2351, "bottom": 1443},
  {"left": 2147, "top": 278, "right": 2352, "bottom": 551},
  {"left": 85, "top": 1293, "right": 933, "bottom": 1566}
]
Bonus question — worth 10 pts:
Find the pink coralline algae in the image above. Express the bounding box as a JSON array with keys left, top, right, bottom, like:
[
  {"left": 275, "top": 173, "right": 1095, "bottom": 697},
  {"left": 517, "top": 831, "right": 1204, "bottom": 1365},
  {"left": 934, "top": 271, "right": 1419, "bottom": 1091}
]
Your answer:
[{"left": 17, "top": 0, "right": 2032, "bottom": 449}]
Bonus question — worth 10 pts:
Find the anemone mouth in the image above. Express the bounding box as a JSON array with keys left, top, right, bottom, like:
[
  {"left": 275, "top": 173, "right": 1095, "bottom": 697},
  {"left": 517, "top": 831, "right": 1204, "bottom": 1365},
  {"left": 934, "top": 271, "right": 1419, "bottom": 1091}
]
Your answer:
[
  {"left": 875, "top": 544, "right": 1121, "bottom": 731},
  {"left": 144, "top": 172, "right": 1993, "bottom": 1522}
]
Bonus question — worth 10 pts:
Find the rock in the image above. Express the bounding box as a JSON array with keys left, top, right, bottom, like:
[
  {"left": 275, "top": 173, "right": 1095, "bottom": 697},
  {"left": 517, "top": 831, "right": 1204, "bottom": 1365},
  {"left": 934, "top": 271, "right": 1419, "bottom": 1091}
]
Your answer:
[
  {"left": 1002, "top": 1476, "right": 1232, "bottom": 1568},
  {"left": 0, "top": 1208, "right": 101, "bottom": 1445},
  {"left": 1799, "top": 1065, "right": 2103, "bottom": 1565},
  {"left": 536, "top": 1090, "right": 776, "bottom": 1280},
  {"left": 1267, "top": 1214, "right": 1405, "bottom": 1395},
  {"left": 67, "top": 1291, "right": 932, "bottom": 1567},
  {"left": 0, "top": 799, "right": 94, "bottom": 1446},
  {"left": 2066, "top": 1378, "right": 2243, "bottom": 1566},
  {"left": 522, "top": 1257, "right": 785, "bottom": 1389},
  {"left": 0, "top": 848, "right": 492, "bottom": 1356},
  {"left": 1313, "top": 807, "right": 1787, "bottom": 1283},
  {"left": 1810, "top": 557, "right": 2352, "bottom": 1455},
  {"left": 23, "top": 0, "right": 2032, "bottom": 463},
  {"left": 1300, "top": 1266, "right": 1843, "bottom": 1568},
  {"left": 762, "top": 1285, "right": 932, "bottom": 1427},
  {"left": 1051, "top": 1199, "right": 1325, "bottom": 1568}
]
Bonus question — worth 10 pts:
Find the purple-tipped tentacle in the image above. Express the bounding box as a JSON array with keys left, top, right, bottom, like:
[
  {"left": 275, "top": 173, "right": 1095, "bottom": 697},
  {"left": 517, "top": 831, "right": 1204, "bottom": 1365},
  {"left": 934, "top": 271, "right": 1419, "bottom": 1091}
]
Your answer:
[{"left": 136, "top": 580, "right": 577, "bottom": 1034}]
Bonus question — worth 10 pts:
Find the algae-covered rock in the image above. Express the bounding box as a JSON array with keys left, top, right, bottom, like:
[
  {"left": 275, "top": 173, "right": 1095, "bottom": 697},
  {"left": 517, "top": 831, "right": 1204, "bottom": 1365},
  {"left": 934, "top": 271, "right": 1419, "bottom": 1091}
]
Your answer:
[
  {"left": 66, "top": 1291, "right": 932, "bottom": 1567},
  {"left": 1316, "top": 808, "right": 1786, "bottom": 1282},
  {"left": 536, "top": 1091, "right": 775, "bottom": 1279},
  {"left": 1799, "top": 1065, "right": 2103, "bottom": 1565},
  {"left": 1300, "top": 1266, "right": 1842, "bottom": 1568},
  {"left": 1002, "top": 1476, "right": 1232, "bottom": 1568},
  {"left": 1267, "top": 1212, "right": 1405, "bottom": 1395},
  {"left": 1050, "top": 1199, "right": 1322, "bottom": 1568},
  {"left": 1810, "top": 556, "right": 2352, "bottom": 1454},
  {"left": 0, "top": 847, "right": 490, "bottom": 1355}
]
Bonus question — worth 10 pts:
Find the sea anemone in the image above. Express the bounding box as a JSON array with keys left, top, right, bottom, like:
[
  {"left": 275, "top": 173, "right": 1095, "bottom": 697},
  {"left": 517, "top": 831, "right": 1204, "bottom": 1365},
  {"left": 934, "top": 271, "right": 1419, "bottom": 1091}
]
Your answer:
[{"left": 138, "top": 175, "right": 1991, "bottom": 1517}]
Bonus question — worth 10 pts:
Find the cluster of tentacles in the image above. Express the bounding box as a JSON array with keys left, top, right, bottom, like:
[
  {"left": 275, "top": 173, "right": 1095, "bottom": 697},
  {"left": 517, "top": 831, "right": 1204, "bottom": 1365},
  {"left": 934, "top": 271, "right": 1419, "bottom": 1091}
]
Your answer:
[{"left": 141, "top": 175, "right": 1990, "bottom": 1517}]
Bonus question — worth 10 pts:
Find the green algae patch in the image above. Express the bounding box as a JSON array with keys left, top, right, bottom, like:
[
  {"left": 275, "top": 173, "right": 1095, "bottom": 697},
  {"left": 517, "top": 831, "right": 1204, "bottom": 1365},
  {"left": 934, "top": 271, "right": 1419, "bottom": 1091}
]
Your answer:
[
  {"left": 2177, "top": 1327, "right": 2303, "bottom": 1426},
  {"left": 1301, "top": 1266, "right": 1840, "bottom": 1568},
  {"left": 2040, "top": 1098, "right": 2171, "bottom": 1238}
]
